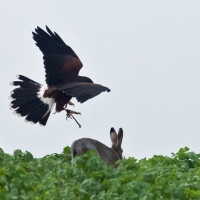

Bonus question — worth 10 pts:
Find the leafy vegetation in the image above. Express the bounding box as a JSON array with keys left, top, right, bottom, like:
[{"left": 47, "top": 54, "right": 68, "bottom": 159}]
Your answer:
[{"left": 0, "top": 147, "right": 200, "bottom": 199}]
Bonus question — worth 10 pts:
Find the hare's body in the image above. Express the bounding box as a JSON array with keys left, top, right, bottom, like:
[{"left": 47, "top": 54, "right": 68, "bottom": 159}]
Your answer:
[{"left": 71, "top": 127, "right": 123, "bottom": 165}]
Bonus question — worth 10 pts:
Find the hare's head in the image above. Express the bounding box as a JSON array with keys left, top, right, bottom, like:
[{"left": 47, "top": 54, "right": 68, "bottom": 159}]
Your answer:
[{"left": 110, "top": 127, "right": 123, "bottom": 159}]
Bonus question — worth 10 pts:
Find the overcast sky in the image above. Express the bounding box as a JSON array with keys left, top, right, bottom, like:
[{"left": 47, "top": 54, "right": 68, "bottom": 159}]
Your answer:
[{"left": 1, "top": 1, "right": 200, "bottom": 159}]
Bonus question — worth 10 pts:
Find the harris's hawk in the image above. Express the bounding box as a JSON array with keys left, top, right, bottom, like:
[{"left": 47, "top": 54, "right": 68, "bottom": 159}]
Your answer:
[{"left": 9, "top": 26, "right": 110, "bottom": 127}]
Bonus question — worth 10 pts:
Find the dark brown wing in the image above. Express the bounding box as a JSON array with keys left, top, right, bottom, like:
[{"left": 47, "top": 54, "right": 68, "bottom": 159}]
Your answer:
[
  {"left": 32, "top": 26, "right": 83, "bottom": 86},
  {"left": 58, "top": 82, "right": 111, "bottom": 103}
]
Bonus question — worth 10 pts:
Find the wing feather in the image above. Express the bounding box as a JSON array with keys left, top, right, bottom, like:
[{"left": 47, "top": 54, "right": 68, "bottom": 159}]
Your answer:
[
  {"left": 32, "top": 26, "right": 83, "bottom": 86},
  {"left": 58, "top": 82, "right": 110, "bottom": 103}
]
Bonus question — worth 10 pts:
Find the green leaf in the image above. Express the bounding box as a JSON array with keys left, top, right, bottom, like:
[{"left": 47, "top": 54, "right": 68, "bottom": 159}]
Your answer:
[{"left": 0, "top": 147, "right": 200, "bottom": 199}]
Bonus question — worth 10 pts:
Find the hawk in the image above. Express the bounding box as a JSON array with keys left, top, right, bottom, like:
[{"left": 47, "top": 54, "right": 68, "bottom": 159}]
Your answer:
[{"left": 9, "top": 26, "right": 110, "bottom": 127}]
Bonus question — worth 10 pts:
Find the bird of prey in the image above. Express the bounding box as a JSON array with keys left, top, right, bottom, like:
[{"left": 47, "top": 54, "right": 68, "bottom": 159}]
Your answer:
[{"left": 9, "top": 26, "right": 110, "bottom": 127}]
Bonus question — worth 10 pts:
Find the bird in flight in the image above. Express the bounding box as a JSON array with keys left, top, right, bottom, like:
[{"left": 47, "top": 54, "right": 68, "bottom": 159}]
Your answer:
[{"left": 9, "top": 26, "right": 110, "bottom": 127}]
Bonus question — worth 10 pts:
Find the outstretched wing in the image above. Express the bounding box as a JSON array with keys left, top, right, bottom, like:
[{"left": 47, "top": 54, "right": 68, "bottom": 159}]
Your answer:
[
  {"left": 58, "top": 82, "right": 111, "bottom": 103},
  {"left": 32, "top": 26, "right": 83, "bottom": 86}
]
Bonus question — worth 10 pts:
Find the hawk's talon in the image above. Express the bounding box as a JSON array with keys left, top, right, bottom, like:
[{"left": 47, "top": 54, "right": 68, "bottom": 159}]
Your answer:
[
  {"left": 65, "top": 109, "right": 82, "bottom": 128},
  {"left": 66, "top": 109, "right": 81, "bottom": 118}
]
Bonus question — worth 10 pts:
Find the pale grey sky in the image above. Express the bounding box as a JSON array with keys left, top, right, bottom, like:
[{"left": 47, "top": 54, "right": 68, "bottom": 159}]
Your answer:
[{"left": 1, "top": 1, "right": 200, "bottom": 159}]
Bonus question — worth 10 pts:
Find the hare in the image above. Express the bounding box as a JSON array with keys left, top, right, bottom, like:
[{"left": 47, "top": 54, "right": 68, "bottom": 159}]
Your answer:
[{"left": 71, "top": 127, "right": 123, "bottom": 165}]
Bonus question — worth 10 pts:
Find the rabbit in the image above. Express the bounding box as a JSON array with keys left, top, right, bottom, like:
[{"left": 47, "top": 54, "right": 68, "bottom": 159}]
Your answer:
[{"left": 71, "top": 127, "right": 123, "bottom": 165}]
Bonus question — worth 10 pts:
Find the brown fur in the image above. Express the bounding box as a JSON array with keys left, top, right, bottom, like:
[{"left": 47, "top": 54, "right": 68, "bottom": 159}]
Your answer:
[{"left": 71, "top": 127, "right": 123, "bottom": 165}]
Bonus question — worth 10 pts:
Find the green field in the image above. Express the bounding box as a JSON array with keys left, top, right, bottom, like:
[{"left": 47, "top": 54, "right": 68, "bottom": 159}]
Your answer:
[{"left": 0, "top": 147, "right": 200, "bottom": 199}]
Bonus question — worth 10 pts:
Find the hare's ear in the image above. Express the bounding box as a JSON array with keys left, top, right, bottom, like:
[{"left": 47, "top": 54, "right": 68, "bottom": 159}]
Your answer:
[
  {"left": 110, "top": 127, "right": 117, "bottom": 145},
  {"left": 118, "top": 128, "right": 123, "bottom": 145}
]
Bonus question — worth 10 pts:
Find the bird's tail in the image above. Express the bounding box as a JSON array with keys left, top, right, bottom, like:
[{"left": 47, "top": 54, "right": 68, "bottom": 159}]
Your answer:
[{"left": 9, "top": 75, "right": 55, "bottom": 126}]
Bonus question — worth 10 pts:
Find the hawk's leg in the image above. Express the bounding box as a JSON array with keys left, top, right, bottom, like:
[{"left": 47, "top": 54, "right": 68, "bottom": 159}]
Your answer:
[
  {"left": 64, "top": 101, "right": 75, "bottom": 108},
  {"left": 65, "top": 109, "right": 81, "bottom": 128},
  {"left": 68, "top": 101, "right": 75, "bottom": 106}
]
